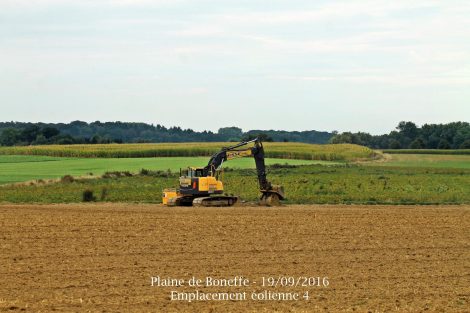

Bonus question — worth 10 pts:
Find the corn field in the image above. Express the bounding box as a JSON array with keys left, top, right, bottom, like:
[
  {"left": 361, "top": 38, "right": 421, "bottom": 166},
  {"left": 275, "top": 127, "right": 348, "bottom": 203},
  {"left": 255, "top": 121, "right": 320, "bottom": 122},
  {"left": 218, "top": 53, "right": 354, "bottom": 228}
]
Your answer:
[{"left": 0, "top": 143, "right": 377, "bottom": 161}]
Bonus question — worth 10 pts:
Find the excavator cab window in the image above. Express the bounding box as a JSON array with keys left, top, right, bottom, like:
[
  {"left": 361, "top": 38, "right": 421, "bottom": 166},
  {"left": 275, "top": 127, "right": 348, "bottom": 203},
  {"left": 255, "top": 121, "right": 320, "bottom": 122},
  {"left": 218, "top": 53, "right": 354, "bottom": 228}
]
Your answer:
[
  {"left": 187, "top": 168, "right": 194, "bottom": 177},
  {"left": 184, "top": 168, "right": 204, "bottom": 178}
]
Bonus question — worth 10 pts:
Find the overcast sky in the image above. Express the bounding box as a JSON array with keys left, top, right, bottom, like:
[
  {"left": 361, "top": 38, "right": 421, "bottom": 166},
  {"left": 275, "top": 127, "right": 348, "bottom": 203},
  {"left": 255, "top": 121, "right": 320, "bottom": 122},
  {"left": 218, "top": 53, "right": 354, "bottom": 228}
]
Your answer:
[{"left": 1, "top": 0, "right": 469, "bottom": 134}]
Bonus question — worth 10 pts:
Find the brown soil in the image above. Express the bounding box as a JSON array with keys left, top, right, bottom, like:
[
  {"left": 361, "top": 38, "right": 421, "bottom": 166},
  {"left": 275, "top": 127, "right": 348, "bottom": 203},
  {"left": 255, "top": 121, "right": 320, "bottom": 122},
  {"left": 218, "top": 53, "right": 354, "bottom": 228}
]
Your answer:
[{"left": 1, "top": 204, "right": 469, "bottom": 312}]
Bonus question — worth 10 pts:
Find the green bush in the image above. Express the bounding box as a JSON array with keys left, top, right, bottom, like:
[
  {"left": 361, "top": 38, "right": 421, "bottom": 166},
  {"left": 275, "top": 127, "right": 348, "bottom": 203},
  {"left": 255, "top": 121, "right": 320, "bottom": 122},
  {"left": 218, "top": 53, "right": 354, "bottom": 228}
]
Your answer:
[{"left": 82, "top": 190, "right": 96, "bottom": 202}]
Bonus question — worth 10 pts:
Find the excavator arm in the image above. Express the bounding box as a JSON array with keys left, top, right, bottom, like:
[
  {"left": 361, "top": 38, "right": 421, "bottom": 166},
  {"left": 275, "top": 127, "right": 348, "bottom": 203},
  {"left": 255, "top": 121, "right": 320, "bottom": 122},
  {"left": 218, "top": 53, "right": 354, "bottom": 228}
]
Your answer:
[{"left": 203, "top": 138, "right": 284, "bottom": 203}]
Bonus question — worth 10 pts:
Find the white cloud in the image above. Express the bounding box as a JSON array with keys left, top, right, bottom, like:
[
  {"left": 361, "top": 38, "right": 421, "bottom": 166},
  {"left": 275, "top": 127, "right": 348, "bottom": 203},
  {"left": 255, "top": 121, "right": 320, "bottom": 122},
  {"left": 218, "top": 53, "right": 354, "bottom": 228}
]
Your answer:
[
  {"left": 270, "top": 73, "right": 470, "bottom": 86},
  {"left": 215, "top": 0, "right": 443, "bottom": 25},
  {"left": 1, "top": 0, "right": 469, "bottom": 131},
  {"left": 165, "top": 26, "right": 224, "bottom": 38},
  {"left": 0, "top": 0, "right": 185, "bottom": 9}
]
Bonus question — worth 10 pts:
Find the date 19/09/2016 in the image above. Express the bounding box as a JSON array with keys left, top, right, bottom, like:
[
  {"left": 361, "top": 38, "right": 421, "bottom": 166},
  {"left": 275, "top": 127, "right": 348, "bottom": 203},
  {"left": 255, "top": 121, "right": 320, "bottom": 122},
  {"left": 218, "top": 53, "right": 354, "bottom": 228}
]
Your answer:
[{"left": 150, "top": 276, "right": 329, "bottom": 288}]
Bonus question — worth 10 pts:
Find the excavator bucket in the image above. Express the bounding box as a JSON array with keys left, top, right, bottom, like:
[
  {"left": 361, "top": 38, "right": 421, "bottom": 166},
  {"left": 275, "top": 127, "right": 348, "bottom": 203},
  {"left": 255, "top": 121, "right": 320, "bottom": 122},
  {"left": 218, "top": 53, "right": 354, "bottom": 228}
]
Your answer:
[{"left": 260, "top": 185, "right": 285, "bottom": 206}]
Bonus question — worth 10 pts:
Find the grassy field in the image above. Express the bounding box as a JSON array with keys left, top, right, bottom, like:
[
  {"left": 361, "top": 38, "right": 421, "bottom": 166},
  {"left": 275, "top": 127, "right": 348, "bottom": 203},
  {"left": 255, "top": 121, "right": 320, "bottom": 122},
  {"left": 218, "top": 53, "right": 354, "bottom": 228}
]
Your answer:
[
  {"left": 0, "top": 142, "right": 376, "bottom": 161},
  {"left": 0, "top": 155, "right": 324, "bottom": 184},
  {"left": 371, "top": 154, "right": 470, "bottom": 169},
  {"left": 1, "top": 147, "right": 469, "bottom": 205},
  {"left": 1, "top": 164, "right": 469, "bottom": 204},
  {"left": 383, "top": 149, "right": 470, "bottom": 155}
]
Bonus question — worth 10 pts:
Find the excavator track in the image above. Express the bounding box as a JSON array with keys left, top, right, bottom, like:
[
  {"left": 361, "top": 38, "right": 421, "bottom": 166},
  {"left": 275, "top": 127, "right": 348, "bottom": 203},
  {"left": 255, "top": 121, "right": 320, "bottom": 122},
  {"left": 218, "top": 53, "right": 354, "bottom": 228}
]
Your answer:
[{"left": 193, "top": 196, "right": 238, "bottom": 207}]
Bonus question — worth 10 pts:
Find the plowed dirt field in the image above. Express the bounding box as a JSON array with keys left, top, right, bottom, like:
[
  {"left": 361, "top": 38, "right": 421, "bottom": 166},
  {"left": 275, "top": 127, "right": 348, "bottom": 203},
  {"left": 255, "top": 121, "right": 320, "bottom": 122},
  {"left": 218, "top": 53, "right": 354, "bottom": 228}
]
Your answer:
[{"left": 1, "top": 204, "right": 469, "bottom": 312}]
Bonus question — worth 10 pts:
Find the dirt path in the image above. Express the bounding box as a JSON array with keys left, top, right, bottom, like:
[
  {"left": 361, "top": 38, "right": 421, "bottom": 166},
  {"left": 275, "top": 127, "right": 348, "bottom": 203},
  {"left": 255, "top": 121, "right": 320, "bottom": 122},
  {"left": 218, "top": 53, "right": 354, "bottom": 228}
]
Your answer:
[{"left": 1, "top": 204, "right": 469, "bottom": 312}]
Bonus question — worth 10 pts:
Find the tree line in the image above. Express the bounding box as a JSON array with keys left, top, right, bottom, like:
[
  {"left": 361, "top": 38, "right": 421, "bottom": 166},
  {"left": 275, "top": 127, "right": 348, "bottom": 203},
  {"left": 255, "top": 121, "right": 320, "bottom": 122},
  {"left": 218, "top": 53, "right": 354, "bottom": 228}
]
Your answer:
[
  {"left": 0, "top": 121, "right": 332, "bottom": 146},
  {"left": 1, "top": 121, "right": 468, "bottom": 148},
  {"left": 329, "top": 121, "right": 470, "bottom": 149}
]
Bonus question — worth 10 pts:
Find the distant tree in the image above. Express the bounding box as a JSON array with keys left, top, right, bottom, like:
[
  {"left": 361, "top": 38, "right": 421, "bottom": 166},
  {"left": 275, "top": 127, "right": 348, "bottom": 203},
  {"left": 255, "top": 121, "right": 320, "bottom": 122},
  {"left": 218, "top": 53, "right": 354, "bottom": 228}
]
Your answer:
[
  {"left": 33, "top": 134, "right": 48, "bottom": 145},
  {"left": 353, "top": 132, "right": 373, "bottom": 146},
  {"left": 0, "top": 128, "right": 21, "bottom": 146},
  {"left": 409, "top": 138, "right": 426, "bottom": 149},
  {"left": 218, "top": 127, "right": 243, "bottom": 140},
  {"left": 329, "top": 132, "right": 372, "bottom": 145},
  {"left": 330, "top": 121, "right": 469, "bottom": 149},
  {"left": 91, "top": 135, "right": 101, "bottom": 144},
  {"left": 1, "top": 120, "right": 468, "bottom": 147},
  {"left": 459, "top": 140, "right": 470, "bottom": 149},
  {"left": 437, "top": 139, "right": 451, "bottom": 149},
  {"left": 454, "top": 125, "right": 470, "bottom": 148},
  {"left": 70, "top": 120, "right": 88, "bottom": 127},
  {"left": 55, "top": 135, "right": 76, "bottom": 145},
  {"left": 20, "top": 125, "right": 41, "bottom": 143},
  {"left": 426, "top": 135, "right": 441, "bottom": 149},
  {"left": 329, "top": 132, "right": 353, "bottom": 144},
  {"left": 373, "top": 135, "right": 390, "bottom": 149},
  {"left": 397, "top": 121, "right": 419, "bottom": 139},
  {"left": 388, "top": 139, "right": 401, "bottom": 149},
  {"left": 242, "top": 133, "right": 273, "bottom": 142},
  {"left": 0, "top": 121, "right": 336, "bottom": 144},
  {"left": 41, "top": 127, "right": 60, "bottom": 139}
]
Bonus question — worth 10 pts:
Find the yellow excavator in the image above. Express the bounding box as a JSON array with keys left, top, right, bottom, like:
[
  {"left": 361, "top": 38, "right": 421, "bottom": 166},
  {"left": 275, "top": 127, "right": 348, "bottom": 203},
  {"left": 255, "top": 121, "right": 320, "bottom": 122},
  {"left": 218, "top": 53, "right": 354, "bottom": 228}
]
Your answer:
[{"left": 162, "top": 138, "right": 284, "bottom": 207}]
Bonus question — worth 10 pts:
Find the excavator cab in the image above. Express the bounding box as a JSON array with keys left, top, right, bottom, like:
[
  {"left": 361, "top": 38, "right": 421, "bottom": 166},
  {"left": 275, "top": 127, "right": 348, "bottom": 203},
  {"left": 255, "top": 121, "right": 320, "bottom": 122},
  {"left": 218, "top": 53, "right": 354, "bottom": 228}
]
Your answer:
[
  {"left": 178, "top": 166, "right": 223, "bottom": 195},
  {"left": 181, "top": 167, "right": 205, "bottom": 178}
]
